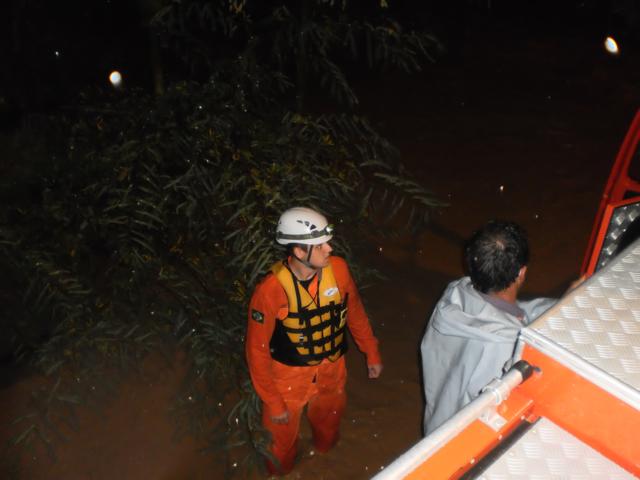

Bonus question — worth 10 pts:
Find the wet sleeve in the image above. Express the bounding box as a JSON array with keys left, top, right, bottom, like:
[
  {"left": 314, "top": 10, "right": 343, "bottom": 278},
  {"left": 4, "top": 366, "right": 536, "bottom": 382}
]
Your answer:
[
  {"left": 332, "top": 257, "right": 382, "bottom": 366},
  {"left": 245, "top": 277, "right": 288, "bottom": 416}
]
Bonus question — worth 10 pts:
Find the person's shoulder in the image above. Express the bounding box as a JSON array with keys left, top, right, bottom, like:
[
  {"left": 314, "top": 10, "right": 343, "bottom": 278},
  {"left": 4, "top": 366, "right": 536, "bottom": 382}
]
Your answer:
[
  {"left": 443, "top": 276, "right": 472, "bottom": 293},
  {"left": 438, "top": 277, "right": 477, "bottom": 305},
  {"left": 329, "top": 256, "right": 350, "bottom": 272},
  {"left": 252, "top": 271, "right": 279, "bottom": 295},
  {"left": 251, "top": 271, "right": 288, "bottom": 310},
  {"left": 329, "top": 256, "right": 356, "bottom": 289}
]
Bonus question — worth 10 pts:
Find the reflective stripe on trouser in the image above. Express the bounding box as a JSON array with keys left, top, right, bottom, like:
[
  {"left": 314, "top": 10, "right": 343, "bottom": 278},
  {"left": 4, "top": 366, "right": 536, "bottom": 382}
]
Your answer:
[{"left": 263, "top": 356, "right": 347, "bottom": 475}]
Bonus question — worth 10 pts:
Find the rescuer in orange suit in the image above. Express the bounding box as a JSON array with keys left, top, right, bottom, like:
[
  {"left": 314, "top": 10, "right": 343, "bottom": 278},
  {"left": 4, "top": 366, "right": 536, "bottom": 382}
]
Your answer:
[{"left": 246, "top": 207, "right": 383, "bottom": 475}]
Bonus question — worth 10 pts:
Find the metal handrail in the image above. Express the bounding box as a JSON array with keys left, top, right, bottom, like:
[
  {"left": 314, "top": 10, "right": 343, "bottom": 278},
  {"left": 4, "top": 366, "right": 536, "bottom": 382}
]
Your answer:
[{"left": 371, "top": 361, "right": 533, "bottom": 480}]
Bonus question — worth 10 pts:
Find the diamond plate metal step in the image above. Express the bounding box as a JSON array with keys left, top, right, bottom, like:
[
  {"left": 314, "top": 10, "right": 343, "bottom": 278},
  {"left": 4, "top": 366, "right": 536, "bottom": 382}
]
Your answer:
[
  {"left": 521, "top": 238, "right": 640, "bottom": 409},
  {"left": 475, "top": 417, "right": 635, "bottom": 479}
]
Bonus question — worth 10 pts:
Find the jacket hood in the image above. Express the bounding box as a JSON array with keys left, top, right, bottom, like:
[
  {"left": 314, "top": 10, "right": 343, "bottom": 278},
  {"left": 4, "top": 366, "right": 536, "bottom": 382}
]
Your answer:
[{"left": 429, "top": 277, "right": 523, "bottom": 343}]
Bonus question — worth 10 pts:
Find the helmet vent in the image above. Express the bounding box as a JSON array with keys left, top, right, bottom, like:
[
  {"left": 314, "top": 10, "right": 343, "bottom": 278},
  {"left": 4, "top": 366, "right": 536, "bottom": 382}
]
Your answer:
[{"left": 296, "top": 220, "right": 317, "bottom": 230}]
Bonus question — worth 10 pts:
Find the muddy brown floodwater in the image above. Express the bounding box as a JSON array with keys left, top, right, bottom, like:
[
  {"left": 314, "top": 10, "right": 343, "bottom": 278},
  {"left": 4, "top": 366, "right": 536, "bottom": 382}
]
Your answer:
[{"left": 2, "top": 15, "right": 640, "bottom": 480}]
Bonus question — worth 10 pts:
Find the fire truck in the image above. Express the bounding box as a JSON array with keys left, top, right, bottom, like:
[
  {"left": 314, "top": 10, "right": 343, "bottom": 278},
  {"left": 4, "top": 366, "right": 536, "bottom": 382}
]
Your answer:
[{"left": 374, "top": 109, "right": 640, "bottom": 479}]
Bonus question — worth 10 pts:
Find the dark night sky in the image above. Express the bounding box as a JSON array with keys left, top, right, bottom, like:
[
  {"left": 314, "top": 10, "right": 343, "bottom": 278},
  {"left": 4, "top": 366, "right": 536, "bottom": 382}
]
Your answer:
[
  {"left": 3, "top": 0, "right": 149, "bottom": 124},
  {"left": 1, "top": 0, "right": 638, "bottom": 129}
]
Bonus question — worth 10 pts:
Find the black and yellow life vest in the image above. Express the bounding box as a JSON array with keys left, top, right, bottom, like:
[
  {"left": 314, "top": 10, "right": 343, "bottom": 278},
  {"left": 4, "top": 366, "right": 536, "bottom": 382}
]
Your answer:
[{"left": 269, "top": 260, "right": 348, "bottom": 366}]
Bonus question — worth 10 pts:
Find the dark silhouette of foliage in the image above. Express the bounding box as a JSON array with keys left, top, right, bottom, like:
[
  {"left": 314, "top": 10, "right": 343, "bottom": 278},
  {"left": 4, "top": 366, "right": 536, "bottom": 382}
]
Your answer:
[
  {"left": 153, "top": 0, "right": 442, "bottom": 109},
  {"left": 1, "top": 0, "right": 443, "bottom": 475}
]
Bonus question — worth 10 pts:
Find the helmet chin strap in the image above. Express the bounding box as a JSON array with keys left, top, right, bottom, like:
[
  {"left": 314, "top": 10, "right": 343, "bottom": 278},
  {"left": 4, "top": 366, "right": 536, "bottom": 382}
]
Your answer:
[{"left": 292, "top": 244, "right": 315, "bottom": 269}]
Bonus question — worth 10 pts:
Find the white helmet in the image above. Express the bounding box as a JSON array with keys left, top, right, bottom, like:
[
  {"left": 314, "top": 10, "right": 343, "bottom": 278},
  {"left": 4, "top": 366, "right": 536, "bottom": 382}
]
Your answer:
[{"left": 276, "top": 207, "right": 334, "bottom": 245}]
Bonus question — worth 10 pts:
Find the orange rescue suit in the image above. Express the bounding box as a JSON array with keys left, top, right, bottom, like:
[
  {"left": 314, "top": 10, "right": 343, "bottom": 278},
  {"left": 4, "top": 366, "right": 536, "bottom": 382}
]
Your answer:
[{"left": 246, "top": 256, "right": 381, "bottom": 474}]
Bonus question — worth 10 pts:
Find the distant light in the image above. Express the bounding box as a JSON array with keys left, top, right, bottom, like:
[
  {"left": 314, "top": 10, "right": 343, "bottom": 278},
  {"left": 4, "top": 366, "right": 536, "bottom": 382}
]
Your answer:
[
  {"left": 604, "top": 36, "right": 619, "bottom": 55},
  {"left": 54, "top": 50, "right": 60, "bottom": 58},
  {"left": 109, "top": 70, "right": 123, "bottom": 88}
]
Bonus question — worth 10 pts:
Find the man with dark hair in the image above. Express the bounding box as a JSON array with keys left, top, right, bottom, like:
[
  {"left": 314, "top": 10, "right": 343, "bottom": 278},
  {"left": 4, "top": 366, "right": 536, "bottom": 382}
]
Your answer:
[
  {"left": 420, "top": 220, "right": 555, "bottom": 434},
  {"left": 466, "top": 221, "right": 530, "bottom": 294}
]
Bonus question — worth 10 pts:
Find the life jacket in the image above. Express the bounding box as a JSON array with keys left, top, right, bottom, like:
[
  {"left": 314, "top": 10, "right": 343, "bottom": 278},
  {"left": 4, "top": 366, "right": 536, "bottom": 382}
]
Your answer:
[{"left": 269, "top": 260, "right": 348, "bottom": 366}]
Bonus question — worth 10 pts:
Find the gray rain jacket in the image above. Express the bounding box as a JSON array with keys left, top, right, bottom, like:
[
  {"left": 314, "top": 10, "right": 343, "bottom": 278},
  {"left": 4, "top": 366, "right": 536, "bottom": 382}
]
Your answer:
[{"left": 421, "top": 277, "right": 555, "bottom": 434}]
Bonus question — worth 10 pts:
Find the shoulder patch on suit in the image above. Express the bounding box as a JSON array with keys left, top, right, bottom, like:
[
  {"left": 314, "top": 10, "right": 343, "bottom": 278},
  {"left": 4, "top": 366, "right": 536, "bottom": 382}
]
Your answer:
[{"left": 251, "top": 309, "right": 264, "bottom": 323}]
